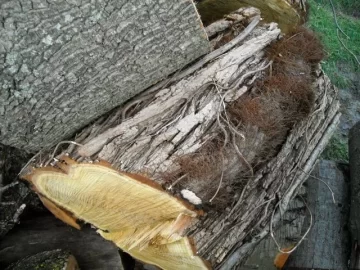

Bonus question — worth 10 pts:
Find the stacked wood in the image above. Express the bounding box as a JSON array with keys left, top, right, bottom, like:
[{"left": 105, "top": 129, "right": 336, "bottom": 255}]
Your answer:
[
  {"left": 33, "top": 17, "right": 338, "bottom": 268},
  {"left": 196, "top": 0, "right": 305, "bottom": 33},
  {"left": 238, "top": 185, "right": 308, "bottom": 270},
  {"left": 1, "top": 7, "right": 340, "bottom": 269},
  {"left": 204, "top": 70, "right": 339, "bottom": 269}
]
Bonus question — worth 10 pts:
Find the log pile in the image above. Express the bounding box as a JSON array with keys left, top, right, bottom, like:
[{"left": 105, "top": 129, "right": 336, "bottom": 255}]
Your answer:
[
  {"left": 50, "top": 11, "right": 340, "bottom": 268},
  {"left": 1, "top": 5, "right": 339, "bottom": 269}
]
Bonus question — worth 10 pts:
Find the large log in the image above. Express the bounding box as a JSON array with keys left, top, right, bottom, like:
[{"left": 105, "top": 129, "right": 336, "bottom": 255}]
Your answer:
[
  {"left": 284, "top": 160, "right": 350, "bottom": 269},
  {"left": 0, "top": 3, "right": 339, "bottom": 269},
  {"left": 31, "top": 18, "right": 339, "bottom": 268},
  {"left": 236, "top": 186, "right": 307, "bottom": 270},
  {"left": 349, "top": 121, "right": 360, "bottom": 269},
  {"left": 0, "top": 0, "right": 210, "bottom": 152}
]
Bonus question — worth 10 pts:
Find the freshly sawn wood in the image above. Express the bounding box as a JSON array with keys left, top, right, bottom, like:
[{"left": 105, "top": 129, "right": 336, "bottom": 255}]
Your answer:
[{"left": 21, "top": 156, "right": 209, "bottom": 270}]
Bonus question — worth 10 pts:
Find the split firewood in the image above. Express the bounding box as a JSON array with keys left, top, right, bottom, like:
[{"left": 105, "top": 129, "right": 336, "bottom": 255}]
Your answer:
[{"left": 22, "top": 156, "right": 209, "bottom": 269}]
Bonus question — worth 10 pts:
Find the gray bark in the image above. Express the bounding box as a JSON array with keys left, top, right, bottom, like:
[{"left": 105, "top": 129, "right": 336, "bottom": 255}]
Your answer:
[
  {"left": 212, "top": 71, "right": 340, "bottom": 269},
  {"left": 0, "top": 0, "right": 210, "bottom": 152},
  {"left": 5, "top": 249, "right": 79, "bottom": 270},
  {"left": 284, "top": 160, "right": 350, "bottom": 270},
  {"left": 349, "top": 121, "right": 360, "bottom": 269}
]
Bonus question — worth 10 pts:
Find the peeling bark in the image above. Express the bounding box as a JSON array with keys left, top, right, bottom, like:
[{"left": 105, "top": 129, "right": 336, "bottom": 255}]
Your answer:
[
  {"left": 197, "top": 0, "right": 301, "bottom": 33},
  {"left": 216, "top": 71, "right": 340, "bottom": 269},
  {"left": 10, "top": 10, "right": 339, "bottom": 268},
  {"left": 32, "top": 20, "right": 339, "bottom": 268}
]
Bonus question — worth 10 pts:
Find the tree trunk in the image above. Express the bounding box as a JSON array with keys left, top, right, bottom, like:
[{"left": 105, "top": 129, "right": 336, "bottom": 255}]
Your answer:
[
  {"left": 1, "top": 4, "right": 339, "bottom": 269},
  {"left": 27, "top": 16, "right": 338, "bottom": 268},
  {"left": 0, "top": 0, "right": 210, "bottom": 152}
]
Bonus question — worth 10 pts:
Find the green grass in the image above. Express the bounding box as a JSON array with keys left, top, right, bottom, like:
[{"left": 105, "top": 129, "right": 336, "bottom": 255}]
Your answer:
[
  {"left": 312, "top": 0, "right": 360, "bottom": 17},
  {"left": 321, "top": 135, "right": 349, "bottom": 162},
  {"left": 308, "top": 0, "right": 359, "bottom": 161},
  {"left": 307, "top": 0, "right": 360, "bottom": 88}
]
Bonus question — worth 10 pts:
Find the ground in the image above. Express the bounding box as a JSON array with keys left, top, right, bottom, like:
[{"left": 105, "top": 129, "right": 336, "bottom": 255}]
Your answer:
[{"left": 308, "top": 0, "right": 360, "bottom": 162}]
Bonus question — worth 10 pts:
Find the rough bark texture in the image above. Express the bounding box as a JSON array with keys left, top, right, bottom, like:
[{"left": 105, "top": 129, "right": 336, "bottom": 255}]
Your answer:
[
  {"left": 5, "top": 249, "right": 79, "bottom": 270},
  {"left": 0, "top": 0, "right": 210, "bottom": 152},
  {"left": 0, "top": 3, "right": 339, "bottom": 269},
  {"left": 349, "top": 121, "right": 360, "bottom": 269},
  {"left": 201, "top": 71, "right": 340, "bottom": 269},
  {"left": 8, "top": 11, "right": 340, "bottom": 268},
  {"left": 41, "top": 21, "right": 339, "bottom": 268},
  {"left": 77, "top": 21, "right": 280, "bottom": 173},
  {"left": 0, "top": 215, "right": 123, "bottom": 270},
  {"left": 284, "top": 160, "right": 350, "bottom": 270},
  {"left": 238, "top": 186, "right": 307, "bottom": 270}
]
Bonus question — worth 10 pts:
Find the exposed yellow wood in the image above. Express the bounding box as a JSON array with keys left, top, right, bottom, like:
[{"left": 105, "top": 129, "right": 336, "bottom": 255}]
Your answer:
[{"left": 21, "top": 156, "right": 209, "bottom": 269}]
